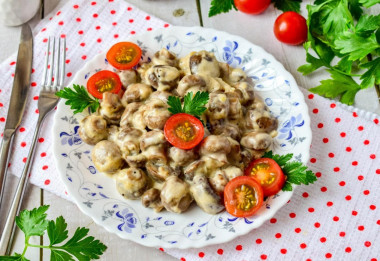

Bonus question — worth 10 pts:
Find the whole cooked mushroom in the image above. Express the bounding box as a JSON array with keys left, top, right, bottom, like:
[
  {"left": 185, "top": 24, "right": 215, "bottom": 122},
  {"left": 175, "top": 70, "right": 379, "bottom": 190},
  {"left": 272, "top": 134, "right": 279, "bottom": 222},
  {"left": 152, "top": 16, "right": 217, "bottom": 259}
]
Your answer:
[
  {"left": 152, "top": 48, "right": 178, "bottom": 67},
  {"left": 99, "top": 92, "right": 124, "bottom": 125},
  {"left": 79, "top": 115, "right": 108, "bottom": 145},
  {"left": 160, "top": 176, "right": 193, "bottom": 213},
  {"left": 116, "top": 168, "right": 149, "bottom": 199},
  {"left": 190, "top": 175, "right": 225, "bottom": 214},
  {"left": 145, "top": 65, "right": 180, "bottom": 91},
  {"left": 91, "top": 140, "right": 124, "bottom": 173},
  {"left": 121, "top": 83, "right": 152, "bottom": 105},
  {"left": 177, "top": 74, "right": 207, "bottom": 97},
  {"left": 141, "top": 188, "right": 164, "bottom": 212},
  {"left": 118, "top": 69, "right": 137, "bottom": 88},
  {"left": 240, "top": 132, "right": 273, "bottom": 151}
]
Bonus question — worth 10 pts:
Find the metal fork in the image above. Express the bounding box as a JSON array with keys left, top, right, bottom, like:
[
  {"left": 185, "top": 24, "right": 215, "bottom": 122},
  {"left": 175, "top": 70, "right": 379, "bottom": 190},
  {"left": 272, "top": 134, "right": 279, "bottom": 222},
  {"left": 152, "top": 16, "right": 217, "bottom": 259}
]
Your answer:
[{"left": 0, "top": 37, "right": 65, "bottom": 255}]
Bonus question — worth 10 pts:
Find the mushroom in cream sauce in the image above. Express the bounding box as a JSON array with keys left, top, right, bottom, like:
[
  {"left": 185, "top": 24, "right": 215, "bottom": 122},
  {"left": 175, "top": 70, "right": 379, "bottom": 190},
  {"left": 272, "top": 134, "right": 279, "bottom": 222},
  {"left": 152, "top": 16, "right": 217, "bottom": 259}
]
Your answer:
[{"left": 80, "top": 48, "right": 278, "bottom": 215}]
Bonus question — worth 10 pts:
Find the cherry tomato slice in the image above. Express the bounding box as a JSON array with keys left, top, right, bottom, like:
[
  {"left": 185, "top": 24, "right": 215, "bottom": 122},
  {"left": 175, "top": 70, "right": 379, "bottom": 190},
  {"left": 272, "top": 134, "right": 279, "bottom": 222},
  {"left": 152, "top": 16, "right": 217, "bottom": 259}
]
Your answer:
[
  {"left": 224, "top": 176, "right": 264, "bottom": 217},
  {"left": 106, "top": 42, "right": 142, "bottom": 70},
  {"left": 86, "top": 70, "right": 122, "bottom": 99},
  {"left": 274, "top": 11, "right": 308, "bottom": 45},
  {"left": 234, "top": 0, "right": 271, "bottom": 14},
  {"left": 164, "top": 113, "right": 204, "bottom": 150},
  {"left": 245, "top": 158, "right": 285, "bottom": 197}
]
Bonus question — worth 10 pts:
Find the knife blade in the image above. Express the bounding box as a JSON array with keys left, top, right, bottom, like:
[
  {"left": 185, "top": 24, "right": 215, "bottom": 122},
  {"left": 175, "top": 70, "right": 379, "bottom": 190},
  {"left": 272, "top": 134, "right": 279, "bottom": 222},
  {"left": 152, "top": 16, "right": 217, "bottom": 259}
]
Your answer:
[{"left": 0, "top": 24, "right": 33, "bottom": 209}]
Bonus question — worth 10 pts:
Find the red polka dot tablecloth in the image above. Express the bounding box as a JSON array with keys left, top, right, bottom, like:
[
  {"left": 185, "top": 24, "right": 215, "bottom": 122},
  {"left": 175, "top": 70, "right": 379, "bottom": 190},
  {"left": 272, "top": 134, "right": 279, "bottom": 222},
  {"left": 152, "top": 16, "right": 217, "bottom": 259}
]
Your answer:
[{"left": 0, "top": 0, "right": 379, "bottom": 260}]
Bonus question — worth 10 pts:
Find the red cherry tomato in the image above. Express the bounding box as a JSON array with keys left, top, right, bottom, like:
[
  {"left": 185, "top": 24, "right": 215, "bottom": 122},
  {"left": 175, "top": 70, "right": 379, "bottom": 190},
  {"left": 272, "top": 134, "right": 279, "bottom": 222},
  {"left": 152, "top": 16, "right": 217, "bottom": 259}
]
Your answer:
[
  {"left": 164, "top": 113, "right": 204, "bottom": 150},
  {"left": 224, "top": 176, "right": 264, "bottom": 217},
  {"left": 274, "top": 11, "right": 308, "bottom": 45},
  {"left": 86, "top": 70, "right": 122, "bottom": 99},
  {"left": 234, "top": 0, "right": 271, "bottom": 14},
  {"left": 245, "top": 158, "right": 285, "bottom": 197},
  {"left": 106, "top": 42, "right": 142, "bottom": 70}
]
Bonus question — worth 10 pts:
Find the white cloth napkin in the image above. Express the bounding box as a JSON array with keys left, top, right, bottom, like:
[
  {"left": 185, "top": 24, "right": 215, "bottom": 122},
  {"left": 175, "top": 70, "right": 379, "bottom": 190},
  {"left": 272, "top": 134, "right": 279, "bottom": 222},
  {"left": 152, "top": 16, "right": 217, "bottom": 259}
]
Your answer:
[{"left": 0, "top": 0, "right": 379, "bottom": 260}]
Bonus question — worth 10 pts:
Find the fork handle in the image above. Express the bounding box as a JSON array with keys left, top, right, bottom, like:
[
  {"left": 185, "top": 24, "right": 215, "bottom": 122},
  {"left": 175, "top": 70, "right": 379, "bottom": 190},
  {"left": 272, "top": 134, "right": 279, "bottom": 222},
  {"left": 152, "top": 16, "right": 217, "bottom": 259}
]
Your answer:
[
  {"left": 0, "top": 130, "right": 16, "bottom": 209},
  {"left": 0, "top": 117, "right": 43, "bottom": 255}
]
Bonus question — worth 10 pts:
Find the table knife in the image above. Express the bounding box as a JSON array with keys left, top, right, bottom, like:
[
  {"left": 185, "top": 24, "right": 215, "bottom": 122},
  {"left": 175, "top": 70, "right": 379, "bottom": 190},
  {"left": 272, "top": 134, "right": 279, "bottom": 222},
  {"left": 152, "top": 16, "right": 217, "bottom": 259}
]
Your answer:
[{"left": 0, "top": 24, "right": 33, "bottom": 209}]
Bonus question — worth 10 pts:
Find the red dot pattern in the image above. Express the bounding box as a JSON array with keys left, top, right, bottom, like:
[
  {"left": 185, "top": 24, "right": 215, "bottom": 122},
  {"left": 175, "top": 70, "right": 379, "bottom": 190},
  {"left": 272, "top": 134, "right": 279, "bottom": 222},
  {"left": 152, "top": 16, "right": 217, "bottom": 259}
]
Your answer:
[{"left": 1, "top": 2, "right": 380, "bottom": 260}]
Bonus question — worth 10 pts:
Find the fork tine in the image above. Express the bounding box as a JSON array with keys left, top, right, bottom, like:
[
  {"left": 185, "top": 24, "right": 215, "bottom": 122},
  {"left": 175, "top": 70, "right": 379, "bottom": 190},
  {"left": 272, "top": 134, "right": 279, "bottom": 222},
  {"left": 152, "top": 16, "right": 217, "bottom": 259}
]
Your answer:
[
  {"left": 53, "top": 38, "right": 60, "bottom": 90},
  {"left": 58, "top": 38, "right": 66, "bottom": 89},
  {"left": 41, "top": 38, "right": 50, "bottom": 86},
  {"left": 46, "top": 37, "right": 55, "bottom": 88}
]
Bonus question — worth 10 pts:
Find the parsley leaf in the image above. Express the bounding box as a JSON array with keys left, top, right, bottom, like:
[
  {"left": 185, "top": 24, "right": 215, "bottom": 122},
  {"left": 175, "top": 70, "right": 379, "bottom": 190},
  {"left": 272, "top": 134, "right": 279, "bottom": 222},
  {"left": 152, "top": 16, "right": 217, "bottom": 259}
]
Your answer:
[
  {"left": 309, "top": 69, "right": 361, "bottom": 105},
  {"left": 335, "top": 31, "right": 380, "bottom": 61},
  {"left": 1, "top": 205, "right": 107, "bottom": 261},
  {"left": 55, "top": 227, "right": 107, "bottom": 261},
  {"left": 208, "top": 0, "right": 237, "bottom": 17},
  {"left": 263, "top": 151, "right": 317, "bottom": 191},
  {"left": 360, "top": 57, "right": 380, "bottom": 89},
  {"left": 15, "top": 205, "right": 49, "bottom": 237},
  {"left": 359, "top": 0, "right": 380, "bottom": 8},
  {"left": 48, "top": 216, "right": 69, "bottom": 246},
  {"left": 167, "top": 91, "right": 209, "bottom": 121},
  {"left": 355, "top": 14, "right": 380, "bottom": 33},
  {"left": 56, "top": 84, "right": 100, "bottom": 114},
  {"left": 271, "top": 0, "right": 302, "bottom": 13}
]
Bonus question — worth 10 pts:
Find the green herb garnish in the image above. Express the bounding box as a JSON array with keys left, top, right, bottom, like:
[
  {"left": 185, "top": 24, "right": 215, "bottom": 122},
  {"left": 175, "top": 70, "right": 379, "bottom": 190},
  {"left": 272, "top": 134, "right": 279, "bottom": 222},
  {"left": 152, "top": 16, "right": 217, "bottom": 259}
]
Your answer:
[
  {"left": 56, "top": 84, "right": 100, "bottom": 114},
  {"left": 167, "top": 91, "right": 209, "bottom": 124},
  {"left": 298, "top": 1, "right": 380, "bottom": 105},
  {"left": 263, "top": 151, "right": 317, "bottom": 191},
  {"left": 0, "top": 205, "right": 107, "bottom": 260}
]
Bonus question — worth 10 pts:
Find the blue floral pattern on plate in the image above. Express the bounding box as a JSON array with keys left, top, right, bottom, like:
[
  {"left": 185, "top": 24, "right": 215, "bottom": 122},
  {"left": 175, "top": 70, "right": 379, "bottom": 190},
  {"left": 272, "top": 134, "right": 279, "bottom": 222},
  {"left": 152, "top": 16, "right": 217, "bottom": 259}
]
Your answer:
[{"left": 52, "top": 26, "right": 311, "bottom": 249}]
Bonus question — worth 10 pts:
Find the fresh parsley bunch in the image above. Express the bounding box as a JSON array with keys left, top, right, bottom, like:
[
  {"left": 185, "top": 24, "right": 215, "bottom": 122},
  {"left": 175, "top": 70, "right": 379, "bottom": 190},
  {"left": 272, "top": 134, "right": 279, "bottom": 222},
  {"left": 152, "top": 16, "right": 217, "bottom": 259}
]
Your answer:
[
  {"left": 263, "top": 151, "right": 317, "bottom": 191},
  {"left": 0, "top": 205, "right": 107, "bottom": 261},
  {"left": 167, "top": 91, "right": 209, "bottom": 125},
  {"left": 56, "top": 85, "right": 100, "bottom": 114},
  {"left": 208, "top": 0, "right": 303, "bottom": 17},
  {"left": 298, "top": 0, "right": 380, "bottom": 105}
]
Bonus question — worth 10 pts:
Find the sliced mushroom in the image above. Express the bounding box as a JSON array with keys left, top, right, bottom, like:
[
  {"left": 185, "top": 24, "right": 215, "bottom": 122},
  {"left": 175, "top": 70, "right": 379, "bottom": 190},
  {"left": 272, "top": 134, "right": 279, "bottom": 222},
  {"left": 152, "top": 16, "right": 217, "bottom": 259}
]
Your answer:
[
  {"left": 115, "top": 168, "right": 149, "bottom": 199},
  {"left": 121, "top": 83, "right": 152, "bottom": 105},
  {"left": 168, "top": 147, "right": 198, "bottom": 167},
  {"left": 161, "top": 176, "right": 193, "bottom": 213},
  {"left": 140, "top": 130, "right": 166, "bottom": 151},
  {"left": 141, "top": 188, "right": 164, "bottom": 212},
  {"left": 91, "top": 140, "right": 124, "bottom": 173},
  {"left": 152, "top": 48, "right": 178, "bottom": 67},
  {"left": 79, "top": 115, "right": 108, "bottom": 145},
  {"left": 245, "top": 108, "right": 278, "bottom": 132},
  {"left": 240, "top": 132, "right": 272, "bottom": 150},
  {"left": 177, "top": 74, "right": 207, "bottom": 97},
  {"left": 190, "top": 175, "right": 224, "bottom": 214},
  {"left": 99, "top": 92, "right": 125, "bottom": 125},
  {"left": 118, "top": 69, "right": 137, "bottom": 88},
  {"left": 206, "top": 92, "right": 229, "bottom": 121},
  {"left": 145, "top": 65, "right": 180, "bottom": 91}
]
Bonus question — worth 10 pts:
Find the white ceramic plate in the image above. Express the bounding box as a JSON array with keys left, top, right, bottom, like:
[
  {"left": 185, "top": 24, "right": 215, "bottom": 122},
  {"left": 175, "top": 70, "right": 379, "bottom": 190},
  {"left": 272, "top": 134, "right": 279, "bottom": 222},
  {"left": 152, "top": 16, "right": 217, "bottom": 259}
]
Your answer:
[{"left": 53, "top": 26, "right": 312, "bottom": 249}]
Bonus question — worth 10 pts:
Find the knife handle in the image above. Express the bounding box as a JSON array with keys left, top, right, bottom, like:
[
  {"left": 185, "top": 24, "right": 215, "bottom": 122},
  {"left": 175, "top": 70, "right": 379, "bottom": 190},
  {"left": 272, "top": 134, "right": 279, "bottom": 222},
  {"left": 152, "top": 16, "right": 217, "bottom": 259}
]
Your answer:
[{"left": 0, "top": 129, "right": 16, "bottom": 210}]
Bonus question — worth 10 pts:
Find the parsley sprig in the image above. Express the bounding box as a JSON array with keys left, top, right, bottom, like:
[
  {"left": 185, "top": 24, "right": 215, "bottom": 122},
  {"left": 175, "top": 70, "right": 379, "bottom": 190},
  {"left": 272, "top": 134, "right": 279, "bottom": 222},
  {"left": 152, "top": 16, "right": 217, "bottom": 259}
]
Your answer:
[
  {"left": 167, "top": 91, "right": 209, "bottom": 124},
  {"left": 56, "top": 84, "right": 100, "bottom": 114},
  {"left": 298, "top": 0, "right": 380, "bottom": 105},
  {"left": 208, "top": 0, "right": 302, "bottom": 17},
  {"left": 263, "top": 151, "right": 317, "bottom": 191},
  {"left": 0, "top": 205, "right": 107, "bottom": 260}
]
